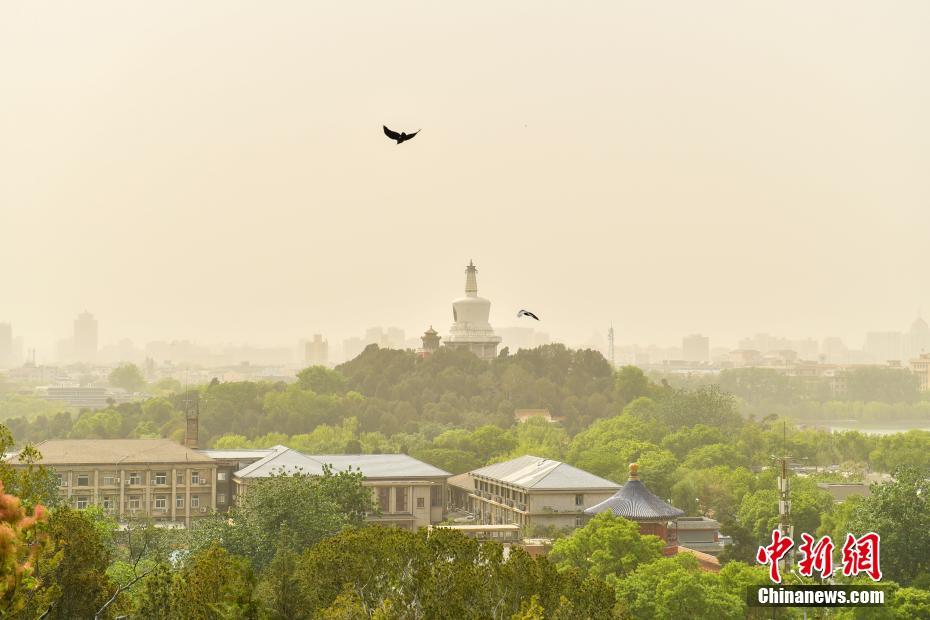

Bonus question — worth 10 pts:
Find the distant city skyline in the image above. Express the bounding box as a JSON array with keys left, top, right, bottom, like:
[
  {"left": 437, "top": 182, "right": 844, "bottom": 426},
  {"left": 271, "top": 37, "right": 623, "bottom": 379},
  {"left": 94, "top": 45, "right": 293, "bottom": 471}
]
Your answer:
[
  {"left": 3, "top": 308, "right": 930, "bottom": 368},
  {"left": 2, "top": 2, "right": 929, "bottom": 366}
]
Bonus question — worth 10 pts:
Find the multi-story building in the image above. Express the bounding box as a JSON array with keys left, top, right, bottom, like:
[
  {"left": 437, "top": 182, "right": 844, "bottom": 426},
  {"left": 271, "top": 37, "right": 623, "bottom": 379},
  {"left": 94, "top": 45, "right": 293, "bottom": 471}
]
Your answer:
[
  {"left": 205, "top": 445, "right": 450, "bottom": 529},
  {"left": 0, "top": 322, "right": 12, "bottom": 368},
  {"left": 304, "top": 334, "right": 329, "bottom": 366},
  {"left": 7, "top": 439, "right": 218, "bottom": 526},
  {"left": 909, "top": 353, "right": 930, "bottom": 392},
  {"left": 682, "top": 334, "right": 710, "bottom": 363},
  {"left": 73, "top": 311, "right": 99, "bottom": 363},
  {"left": 448, "top": 455, "right": 620, "bottom": 532}
]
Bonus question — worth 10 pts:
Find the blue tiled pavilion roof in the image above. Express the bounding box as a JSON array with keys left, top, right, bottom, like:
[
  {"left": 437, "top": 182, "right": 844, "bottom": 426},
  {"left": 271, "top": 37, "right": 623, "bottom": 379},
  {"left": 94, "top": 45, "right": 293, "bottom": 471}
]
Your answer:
[{"left": 584, "top": 463, "right": 684, "bottom": 521}]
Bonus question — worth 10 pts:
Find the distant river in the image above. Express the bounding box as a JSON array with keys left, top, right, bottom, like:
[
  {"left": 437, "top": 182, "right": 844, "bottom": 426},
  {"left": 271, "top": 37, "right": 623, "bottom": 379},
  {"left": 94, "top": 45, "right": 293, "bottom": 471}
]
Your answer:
[{"left": 823, "top": 421, "right": 930, "bottom": 436}]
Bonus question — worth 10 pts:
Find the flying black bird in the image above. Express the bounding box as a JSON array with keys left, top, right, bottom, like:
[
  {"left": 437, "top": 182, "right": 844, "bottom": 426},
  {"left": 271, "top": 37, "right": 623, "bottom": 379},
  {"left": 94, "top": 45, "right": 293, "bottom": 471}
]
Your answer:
[
  {"left": 383, "top": 125, "right": 419, "bottom": 144},
  {"left": 517, "top": 309, "right": 540, "bottom": 321}
]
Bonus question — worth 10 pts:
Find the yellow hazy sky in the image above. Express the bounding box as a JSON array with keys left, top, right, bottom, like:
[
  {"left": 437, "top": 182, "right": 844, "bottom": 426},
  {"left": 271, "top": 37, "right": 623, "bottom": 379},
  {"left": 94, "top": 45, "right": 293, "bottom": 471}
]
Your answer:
[{"left": 1, "top": 1, "right": 929, "bottom": 354}]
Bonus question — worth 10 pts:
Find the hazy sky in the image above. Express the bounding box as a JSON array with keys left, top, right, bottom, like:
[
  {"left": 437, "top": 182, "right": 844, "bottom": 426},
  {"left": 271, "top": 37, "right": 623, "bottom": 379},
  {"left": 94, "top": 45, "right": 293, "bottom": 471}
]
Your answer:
[{"left": 2, "top": 1, "right": 929, "bottom": 356}]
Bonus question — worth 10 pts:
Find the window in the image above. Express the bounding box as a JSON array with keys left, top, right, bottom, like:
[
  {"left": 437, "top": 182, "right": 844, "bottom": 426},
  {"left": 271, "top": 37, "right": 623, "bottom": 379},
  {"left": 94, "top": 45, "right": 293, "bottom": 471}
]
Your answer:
[
  {"left": 154, "top": 472, "right": 167, "bottom": 485},
  {"left": 395, "top": 487, "right": 408, "bottom": 513},
  {"left": 103, "top": 497, "right": 115, "bottom": 511},
  {"left": 75, "top": 496, "right": 89, "bottom": 509},
  {"left": 128, "top": 497, "right": 141, "bottom": 510},
  {"left": 430, "top": 485, "right": 443, "bottom": 508},
  {"left": 575, "top": 516, "right": 584, "bottom": 528},
  {"left": 102, "top": 473, "right": 116, "bottom": 486},
  {"left": 177, "top": 471, "right": 184, "bottom": 485},
  {"left": 54, "top": 474, "right": 63, "bottom": 487},
  {"left": 376, "top": 487, "right": 390, "bottom": 513},
  {"left": 176, "top": 495, "right": 184, "bottom": 509},
  {"left": 191, "top": 471, "right": 202, "bottom": 485},
  {"left": 76, "top": 474, "right": 90, "bottom": 487},
  {"left": 191, "top": 495, "right": 200, "bottom": 508},
  {"left": 217, "top": 493, "right": 226, "bottom": 504},
  {"left": 218, "top": 472, "right": 227, "bottom": 481},
  {"left": 416, "top": 497, "right": 425, "bottom": 509},
  {"left": 155, "top": 496, "right": 167, "bottom": 510},
  {"left": 474, "top": 480, "right": 479, "bottom": 490},
  {"left": 128, "top": 472, "right": 142, "bottom": 485},
  {"left": 575, "top": 494, "right": 584, "bottom": 506}
]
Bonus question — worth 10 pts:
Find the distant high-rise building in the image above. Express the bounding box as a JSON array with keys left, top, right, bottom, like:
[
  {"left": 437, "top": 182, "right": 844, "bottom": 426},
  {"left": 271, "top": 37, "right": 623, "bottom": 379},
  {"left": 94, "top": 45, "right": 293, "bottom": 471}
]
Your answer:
[
  {"left": 385, "top": 327, "right": 405, "bottom": 349},
  {"left": 864, "top": 331, "right": 903, "bottom": 364},
  {"left": 906, "top": 314, "right": 930, "bottom": 359},
  {"left": 682, "top": 334, "right": 710, "bottom": 362},
  {"left": 304, "top": 334, "right": 329, "bottom": 366},
  {"left": 73, "top": 311, "right": 98, "bottom": 363},
  {"left": 821, "top": 337, "right": 848, "bottom": 364},
  {"left": 342, "top": 337, "right": 365, "bottom": 362},
  {"left": 0, "top": 323, "right": 12, "bottom": 367}
]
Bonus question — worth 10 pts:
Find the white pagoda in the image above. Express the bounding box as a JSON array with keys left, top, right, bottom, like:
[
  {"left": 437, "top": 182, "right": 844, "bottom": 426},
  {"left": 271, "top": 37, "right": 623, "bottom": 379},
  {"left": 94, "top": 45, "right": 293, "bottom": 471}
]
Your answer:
[{"left": 444, "top": 260, "right": 502, "bottom": 361}]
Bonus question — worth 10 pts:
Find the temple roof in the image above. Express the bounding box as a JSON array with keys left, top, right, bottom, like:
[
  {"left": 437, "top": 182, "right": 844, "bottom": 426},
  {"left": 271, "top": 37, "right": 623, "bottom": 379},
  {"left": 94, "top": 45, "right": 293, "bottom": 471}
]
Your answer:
[{"left": 584, "top": 463, "right": 684, "bottom": 521}]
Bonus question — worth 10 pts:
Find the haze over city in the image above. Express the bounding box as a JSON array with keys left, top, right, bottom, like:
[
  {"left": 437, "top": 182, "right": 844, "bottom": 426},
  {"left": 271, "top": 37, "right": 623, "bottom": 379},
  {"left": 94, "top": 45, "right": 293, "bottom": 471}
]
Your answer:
[{"left": 2, "top": 1, "right": 929, "bottom": 356}]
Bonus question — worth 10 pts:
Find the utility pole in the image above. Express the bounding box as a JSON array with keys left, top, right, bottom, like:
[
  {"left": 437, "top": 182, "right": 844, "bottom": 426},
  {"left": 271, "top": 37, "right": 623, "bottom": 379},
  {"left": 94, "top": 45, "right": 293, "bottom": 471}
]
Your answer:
[{"left": 776, "top": 421, "right": 793, "bottom": 574}]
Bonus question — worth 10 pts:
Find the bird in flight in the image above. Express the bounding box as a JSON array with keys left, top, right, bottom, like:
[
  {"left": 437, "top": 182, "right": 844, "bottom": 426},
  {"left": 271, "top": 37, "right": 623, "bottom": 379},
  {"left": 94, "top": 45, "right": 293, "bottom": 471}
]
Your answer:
[
  {"left": 517, "top": 309, "right": 540, "bottom": 321},
  {"left": 383, "top": 125, "right": 419, "bottom": 144}
]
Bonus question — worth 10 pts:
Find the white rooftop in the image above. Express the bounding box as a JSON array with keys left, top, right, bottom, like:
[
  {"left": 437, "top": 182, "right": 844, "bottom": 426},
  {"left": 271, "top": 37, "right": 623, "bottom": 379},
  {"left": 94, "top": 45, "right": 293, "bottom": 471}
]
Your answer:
[
  {"left": 234, "top": 446, "right": 450, "bottom": 480},
  {"left": 470, "top": 455, "right": 620, "bottom": 491}
]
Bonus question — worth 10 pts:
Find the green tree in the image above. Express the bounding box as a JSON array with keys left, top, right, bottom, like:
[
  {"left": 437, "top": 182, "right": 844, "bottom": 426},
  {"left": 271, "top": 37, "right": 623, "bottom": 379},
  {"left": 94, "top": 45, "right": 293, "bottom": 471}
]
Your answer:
[
  {"left": 549, "top": 512, "right": 663, "bottom": 580},
  {"left": 296, "top": 366, "right": 348, "bottom": 395},
  {"left": 189, "top": 468, "right": 373, "bottom": 570},
  {"left": 849, "top": 466, "right": 930, "bottom": 585},
  {"left": 171, "top": 545, "right": 256, "bottom": 620},
  {"left": 108, "top": 364, "right": 147, "bottom": 393},
  {"left": 135, "top": 562, "right": 173, "bottom": 620}
]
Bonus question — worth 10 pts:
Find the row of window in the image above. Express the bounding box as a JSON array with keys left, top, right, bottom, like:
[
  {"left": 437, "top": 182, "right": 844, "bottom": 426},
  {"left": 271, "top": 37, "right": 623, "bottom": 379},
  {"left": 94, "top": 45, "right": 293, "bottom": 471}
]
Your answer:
[
  {"left": 473, "top": 479, "right": 527, "bottom": 503},
  {"left": 73, "top": 494, "right": 220, "bottom": 510},
  {"left": 372, "top": 486, "right": 443, "bottom": 513},
  {"left": 58, "top": 471, "right": 224, "bottom": 487}
]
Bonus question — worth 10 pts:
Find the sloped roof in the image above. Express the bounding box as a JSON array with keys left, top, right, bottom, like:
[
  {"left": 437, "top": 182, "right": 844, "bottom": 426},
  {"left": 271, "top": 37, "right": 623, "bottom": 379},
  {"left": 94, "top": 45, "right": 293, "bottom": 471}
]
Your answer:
[
  {"left": 7, "top": 439, "right": 213, "bottom": 466},
  {"left": 584, "top": 477, "right": 684, "bottom": 520},
  {"left": 470, "top": 455, "right": 620, "bottom": 491},
  {"left": 198, "top": 449, "right": 275, "bottom": 461},
  {"left": 311, "top": 454, "right": 449, "bottom": 478},
  {"left": 234, "top": 446, "right": 328, "bottom": 478},
  {"left": 235, "top": 447, "right": 450, "bottom": 479}
]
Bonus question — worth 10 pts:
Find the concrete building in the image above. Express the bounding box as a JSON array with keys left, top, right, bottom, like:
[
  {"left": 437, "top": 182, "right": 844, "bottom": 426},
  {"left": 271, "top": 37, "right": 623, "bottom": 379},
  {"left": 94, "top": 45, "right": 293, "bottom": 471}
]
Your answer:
[
  {"left": 864, "top": 331, "right": 903, "bottom": 365},
  {"left": 448, "top": 455, "right": 620, "bottom": 532},
  {"left": 909, "top": 353, "right": 930, "bottom": 392},
  {"left": 218, "top": 446, "right": 450, "bottom": 530},
  {"left": 0, "top": 322, "right": 12, "bottom": 368},
  {"left": 73, "top": 311, "right": 99, "bottom": 363},
  {"left": 682, "top": 334, "right": 710, "bottom": 363},
  {"left": 444, "top": 260, "right": 502, "bottom": 361},
  {"left": 8, "top": 439, "right": 218, "bottom": 527},
  {"left": 672, "top": 516, "right": 726, "bottom": 555},
  {"left": 906, "top": 315, "right": 930, "bottom": 360},
  {"left": 304, "top": 334, "right": 329, "bottom": 366}
]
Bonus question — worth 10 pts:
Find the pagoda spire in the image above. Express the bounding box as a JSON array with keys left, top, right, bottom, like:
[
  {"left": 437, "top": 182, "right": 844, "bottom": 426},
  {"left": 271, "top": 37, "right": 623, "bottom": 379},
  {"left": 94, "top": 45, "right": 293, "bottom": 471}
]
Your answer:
[{"left": 464, "top": 260, "right": 478, "bottom": 297}]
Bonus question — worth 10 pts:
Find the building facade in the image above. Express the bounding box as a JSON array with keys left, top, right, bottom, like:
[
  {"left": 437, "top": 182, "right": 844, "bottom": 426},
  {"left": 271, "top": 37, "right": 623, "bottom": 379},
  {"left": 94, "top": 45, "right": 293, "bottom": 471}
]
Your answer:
[
  {"left": 448, "top": 455, "right": 620, "bottom": 532},
  {"left": 8, "top": 439, "right": 218, "bottom": 527},
  {"left": 204, "top": 446, "right": 450, "bottom": 530}
]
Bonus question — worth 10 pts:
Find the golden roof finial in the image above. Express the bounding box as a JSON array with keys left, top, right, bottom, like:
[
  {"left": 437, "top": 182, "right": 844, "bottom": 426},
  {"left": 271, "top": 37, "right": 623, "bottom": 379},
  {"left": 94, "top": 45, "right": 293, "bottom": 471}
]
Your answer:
[{"left": 629, "top": 462, "right": 639, "bottom": 480}]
